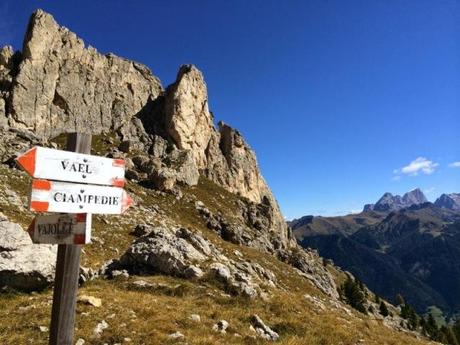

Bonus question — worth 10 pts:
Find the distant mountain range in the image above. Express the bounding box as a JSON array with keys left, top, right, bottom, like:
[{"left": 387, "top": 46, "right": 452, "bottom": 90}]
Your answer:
[
  {"left": 363, "top": 188, "right": 460, "bottom": 212},
  {"left": 291, "top": 189, "right": 460, "bottom": 319}
]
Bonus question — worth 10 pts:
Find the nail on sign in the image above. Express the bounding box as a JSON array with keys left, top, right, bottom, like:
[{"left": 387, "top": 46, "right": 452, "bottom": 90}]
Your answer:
[
  {"left": 16, "top": 146, "right": 125, "bottom": 187},
  {"left": 28, "top": 213, "right": 91, "bottom": 244},
  {"left": 30, "top": 179, "right": 133, "bottom": 214}
]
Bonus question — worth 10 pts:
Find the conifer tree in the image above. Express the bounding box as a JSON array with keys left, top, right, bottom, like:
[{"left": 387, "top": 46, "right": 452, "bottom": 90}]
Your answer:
[
  {"left": 379, "top": 301, "right": 389, "bottom": 317},
  {"left": 339, "top": 276, "right": 367, "bottom": 314},
  {"left": 395, "top": 293, "right": 405, "bottom": 306}
]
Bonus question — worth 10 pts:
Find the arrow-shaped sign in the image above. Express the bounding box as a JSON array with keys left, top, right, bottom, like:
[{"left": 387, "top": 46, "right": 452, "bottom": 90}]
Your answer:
[
  {"left": 29, "top": 179, "right": 133, "bottom": 214},
  {"left": 28, "top": 213, "right": 91, "bottom": 244},
  {"left": 16, "top": 146, "right": 125, "bottom": 187}
]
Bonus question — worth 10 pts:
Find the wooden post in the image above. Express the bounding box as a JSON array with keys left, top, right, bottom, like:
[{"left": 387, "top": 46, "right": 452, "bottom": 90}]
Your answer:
[{"left": 49, "top": 133, "right": 92, "bottom": 345}]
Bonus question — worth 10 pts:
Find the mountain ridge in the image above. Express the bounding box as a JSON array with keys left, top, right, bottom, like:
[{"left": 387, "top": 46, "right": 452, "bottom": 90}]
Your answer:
[{"left": 292, "top": 191, "right": 460, "bottom": 319}]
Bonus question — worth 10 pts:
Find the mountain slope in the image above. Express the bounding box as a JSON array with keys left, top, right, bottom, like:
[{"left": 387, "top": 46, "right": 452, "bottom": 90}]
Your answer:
[{"left": 294, "top": 193, "right": 460, "bottom": 318}]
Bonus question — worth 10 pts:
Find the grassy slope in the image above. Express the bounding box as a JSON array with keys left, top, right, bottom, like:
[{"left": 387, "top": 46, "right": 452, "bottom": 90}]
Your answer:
[{"left": 0, "top": 137, "right": 437, "bottom": 344}]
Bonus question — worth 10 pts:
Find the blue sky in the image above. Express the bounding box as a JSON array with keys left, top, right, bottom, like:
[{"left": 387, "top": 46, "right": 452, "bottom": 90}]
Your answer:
[{"left": 1, "top": 1, "right": 458, "bottom": 219}]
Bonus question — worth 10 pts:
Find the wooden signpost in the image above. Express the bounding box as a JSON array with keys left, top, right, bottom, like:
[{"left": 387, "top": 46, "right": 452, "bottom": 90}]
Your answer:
[{"left": 16, "top": 133, "right": 133, "bottom": 345}]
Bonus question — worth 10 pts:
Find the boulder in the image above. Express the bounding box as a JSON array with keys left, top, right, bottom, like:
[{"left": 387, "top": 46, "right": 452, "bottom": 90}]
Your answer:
[
  {"left": 212, "top": 320, "right": 229, "bottom": 334},
  {"left": 149, "top": 168, "right": 177, "bottom": 191},
  {"left": 251, "top": 315, "right": 279, "bottom": 341},
  {"left": 117, "top": 227, "right": 206, "bottom": 277},
  {"left": 0, "top": 220, "right": 56, "bottom": 291}
]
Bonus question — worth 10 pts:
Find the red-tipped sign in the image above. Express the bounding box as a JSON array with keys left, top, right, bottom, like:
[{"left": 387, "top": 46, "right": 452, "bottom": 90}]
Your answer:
[
  {"left": 30, "top": 179, "right": 133, "bottom": 214},
  {"left": 16, "top": 146, "right": 126, "bottom": 187},
  {"left": 28, "top": 213, "right": 91, "bottom": 244}
]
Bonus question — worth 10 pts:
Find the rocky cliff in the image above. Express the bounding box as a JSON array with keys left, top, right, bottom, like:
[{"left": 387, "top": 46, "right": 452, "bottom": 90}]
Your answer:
[{"left": 0, "top": 9, "right": 294, "bottom": 252}]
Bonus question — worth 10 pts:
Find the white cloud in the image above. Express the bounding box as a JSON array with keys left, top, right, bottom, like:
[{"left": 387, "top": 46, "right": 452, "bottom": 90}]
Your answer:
[
  {"left": 392, "top": 175, "right": 401, "bottom": 181},
  {"left": 449, "top": 162, "right": 460, "bottom": 168},
  {"left": 424, "top": 187, "right": 436, "bottom": 194},
  {"left": 394, "top": 157, "right": 439, "bottom": 177},
  {"left": 349, "top": 209, "right": 362, "bottom": 214}
]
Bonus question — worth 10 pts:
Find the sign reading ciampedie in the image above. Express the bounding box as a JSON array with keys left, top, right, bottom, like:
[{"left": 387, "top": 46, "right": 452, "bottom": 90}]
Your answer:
[{"left": 29, "top": 179, "right": 133, "bottom": 214}]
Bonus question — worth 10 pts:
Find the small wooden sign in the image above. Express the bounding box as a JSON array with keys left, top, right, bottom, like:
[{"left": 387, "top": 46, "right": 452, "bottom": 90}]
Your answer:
[
  {"left": 28, "top": 213, "right": 91, "bottom": 244},
  {"left": 29, "top": 179, "right": 133, "bottom": 214},
  {"left": 16, "top": 146, "right": 125, "bottom": 187}
]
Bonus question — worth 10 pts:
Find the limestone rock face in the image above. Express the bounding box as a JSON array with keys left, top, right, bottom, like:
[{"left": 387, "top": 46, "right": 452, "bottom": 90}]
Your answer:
[
  {"left": 0, "top": 219, "right": 56, "bottom": 291},
  {"left": 0, "top": 45, "right": 18, "bottom": 127},
  {"left": 1, "top": 9, "right": 294, "bottom": 251},
  {"left": 205, "top": 122, "right": 270, "bottom": 204},
  {"left": 8, "top": 10, "right": 162, "bottom": 139},
  {"left": 161, "top": 67, "right": 294, "bottom": 250},
  {"left": 165, "top": 65, "right": 214, "bottom": 169}
]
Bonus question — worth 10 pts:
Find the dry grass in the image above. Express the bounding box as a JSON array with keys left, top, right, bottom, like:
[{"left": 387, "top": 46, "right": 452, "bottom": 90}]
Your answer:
[{"left": 0, "top": 276, "right": 436, "bottom": 345}]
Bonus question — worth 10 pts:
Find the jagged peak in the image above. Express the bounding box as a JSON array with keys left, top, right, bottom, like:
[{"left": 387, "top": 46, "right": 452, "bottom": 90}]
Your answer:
[{"left": 364, "top": 188, "right": 428, "bottom": 212}]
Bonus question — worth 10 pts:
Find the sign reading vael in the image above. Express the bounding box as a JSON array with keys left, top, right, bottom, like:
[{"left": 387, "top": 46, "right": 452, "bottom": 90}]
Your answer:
[
  {"left": 28, "top": 213, "right": 91, "bottom": 244},
  {"left": 16, "top": 146, "right": 126, "bottom": 187}
]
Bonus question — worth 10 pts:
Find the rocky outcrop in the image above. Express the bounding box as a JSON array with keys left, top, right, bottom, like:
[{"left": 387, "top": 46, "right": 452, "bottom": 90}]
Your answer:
[
  {"left": 8, "top": 10, "right": 162, "bottom": 139},
  {"left": 0, "top": 45, "right": 19, "bottom": 127},
  {"left": 0, "top": 218, "right": 56, "bottom": 291},
  {"left": 116, "top": 226, "right": 208, "bottom": 277},
  {"left": 106, "top": 225, "right": 281, "bottom": 299},
  {"left": 164, "top": 65, "right": 214, "bottom": 169}
]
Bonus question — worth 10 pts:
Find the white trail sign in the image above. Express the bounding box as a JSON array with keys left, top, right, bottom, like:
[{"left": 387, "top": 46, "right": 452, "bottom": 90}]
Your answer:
[
  {"left": 29, "top": 179, "right": 133, "bottom": 214},
  {"left": 16, "top": 146, "right": 125, "bottom": 187}
]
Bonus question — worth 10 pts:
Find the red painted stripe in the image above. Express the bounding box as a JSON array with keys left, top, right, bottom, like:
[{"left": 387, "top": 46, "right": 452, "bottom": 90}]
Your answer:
[
  {"left": 30, "top": 201, "right": 49, "bottom": 212},
  {"left": 121, "top": 191, "right": 134, "bottom": 213},
  {"left": 75, "top": 213, "right": 87, "bottom": 222},
  {"left": 112, "top": 159, "right": 125, "bottom": 168},
  {"left": 111, "top": 178, "right": 125, "bottom": 187},
  {"left": 73, "top": 234, "right": 86, "bottom": 245},
  {"left": 16, "top": 147, "right": 37, "bottom": 176},
  {"left": 32, "top": 179, "right": 51, "bottom": 190}
]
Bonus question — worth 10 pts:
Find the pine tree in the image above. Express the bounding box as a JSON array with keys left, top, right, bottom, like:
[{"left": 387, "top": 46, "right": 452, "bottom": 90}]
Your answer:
[
  {"left": 339, "top": 276, "right": 367, "bottom": 314},
  {"left": 453, "top": 320, "right": 460, "bottom": 344},
  {"left": 440, "top": 326, "right": 460, "bottom": 345},
  {"left": 425, "top": 314, "right": 439, "bottom": 340},
  {"left": 436, "top": 326, "right": 460, "bottom": 345},
  {"left": 408, "top": 307, "right": 418, "bottom": 330},
  {"left": 379, "top": 301, "right": 389, "bottom": 317},
  {"left": 419, "top": 317, "right": 427, "bottom": 336},
  {"left": 395, "top": 293, "right": 405, "bottom": 306}
]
